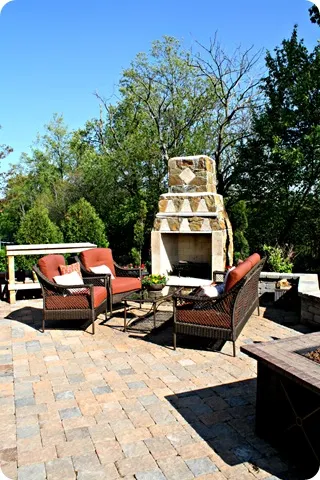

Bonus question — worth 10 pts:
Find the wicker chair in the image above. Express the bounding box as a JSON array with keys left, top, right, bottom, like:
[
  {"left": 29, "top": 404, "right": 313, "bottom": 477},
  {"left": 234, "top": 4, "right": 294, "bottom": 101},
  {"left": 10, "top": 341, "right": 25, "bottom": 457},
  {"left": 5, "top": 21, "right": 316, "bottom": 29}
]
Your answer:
[
  {"left": 173, "top": 256, "right": 266, "bottom": 356},
  {"left": 76, "top": 248, "right": 142, "bottom": 317},
  {"left": 33, "top": 254, "right": 108, "bottom": 334}
]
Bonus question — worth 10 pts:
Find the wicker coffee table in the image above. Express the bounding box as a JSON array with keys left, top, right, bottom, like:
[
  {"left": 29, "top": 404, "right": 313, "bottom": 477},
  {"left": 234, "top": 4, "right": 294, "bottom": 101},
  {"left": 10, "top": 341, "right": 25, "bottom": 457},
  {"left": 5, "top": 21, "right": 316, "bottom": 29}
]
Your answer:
[{"left": 122, "top": 289, "right": 173, "bottom": 332}]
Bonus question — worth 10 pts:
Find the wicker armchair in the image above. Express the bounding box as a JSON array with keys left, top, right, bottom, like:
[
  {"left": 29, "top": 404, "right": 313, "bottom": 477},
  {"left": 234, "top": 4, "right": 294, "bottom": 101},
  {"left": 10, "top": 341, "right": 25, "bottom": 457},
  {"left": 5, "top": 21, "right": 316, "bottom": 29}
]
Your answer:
[
  {"left": 76, "top": 248, "right": 142, "bottom": 317},
  {"left": 33, "top": 254, "right": 108, "bottom": 334},
  {"left": 173, "top": 256, "right": 266, "bottom": 356}
]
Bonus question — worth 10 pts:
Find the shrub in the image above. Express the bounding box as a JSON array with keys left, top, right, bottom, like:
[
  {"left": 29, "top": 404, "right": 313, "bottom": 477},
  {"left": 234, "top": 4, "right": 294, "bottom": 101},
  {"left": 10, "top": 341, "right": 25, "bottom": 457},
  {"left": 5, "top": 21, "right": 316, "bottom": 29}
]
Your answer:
[
  {"left": 62, "top": 198, "right": 108, "bottom": 247},
  {"left": 263, "top": 245, "right": 294, "bottom": 273},
  {"left": 15, "top": 204, "right": 64, "bottom": 270},
  {"left": 0, "top": 249, "right": 7, "bottom": 272}
]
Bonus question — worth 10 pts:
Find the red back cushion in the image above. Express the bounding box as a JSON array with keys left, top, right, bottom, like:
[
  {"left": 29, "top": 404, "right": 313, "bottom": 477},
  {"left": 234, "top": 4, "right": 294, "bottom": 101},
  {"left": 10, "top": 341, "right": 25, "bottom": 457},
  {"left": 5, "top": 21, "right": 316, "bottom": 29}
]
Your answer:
[
  {"left": 38, "top": 255, "right": 66, "bottom": 282},
  {"left": 247, "top": 253, "right": 261, "bottom": 268},
  {"left": 80, "top": 248, "right": 116, "bottom": 277},
  {"left": 225, "top": 253, "right": 261, "bottom": 293}
]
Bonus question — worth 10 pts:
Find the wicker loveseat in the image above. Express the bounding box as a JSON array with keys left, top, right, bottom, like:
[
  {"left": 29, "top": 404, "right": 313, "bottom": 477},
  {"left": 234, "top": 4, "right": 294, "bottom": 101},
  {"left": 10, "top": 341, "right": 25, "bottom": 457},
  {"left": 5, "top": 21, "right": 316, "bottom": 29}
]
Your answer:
[
  {"left": 76, "top": 248, "right": 142, "bottom": 317},
  {"left": 173, "top": 254, "right": 266, "bottom": 356},
  {"left": 33, "top": 254, "right": 108, "bottom": 334}
]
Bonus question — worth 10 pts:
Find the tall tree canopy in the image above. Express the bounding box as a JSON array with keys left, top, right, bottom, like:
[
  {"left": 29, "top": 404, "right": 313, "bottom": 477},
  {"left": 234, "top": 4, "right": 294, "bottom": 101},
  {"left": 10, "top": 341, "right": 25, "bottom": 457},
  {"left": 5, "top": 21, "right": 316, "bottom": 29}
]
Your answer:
[{"left": 236, "top": 27, "right": 320, "bottom": 268}]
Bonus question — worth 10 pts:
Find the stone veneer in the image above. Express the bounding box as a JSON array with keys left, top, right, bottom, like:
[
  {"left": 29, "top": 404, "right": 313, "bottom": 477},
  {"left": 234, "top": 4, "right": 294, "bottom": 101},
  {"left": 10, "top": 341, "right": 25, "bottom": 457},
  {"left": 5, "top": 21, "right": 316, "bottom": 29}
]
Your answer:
[
  {"left": 168, "top": 155, "right": 216, "bottom": 193},
  {"left": 151, "top": 155, "right": 233, "bottom": 278}
]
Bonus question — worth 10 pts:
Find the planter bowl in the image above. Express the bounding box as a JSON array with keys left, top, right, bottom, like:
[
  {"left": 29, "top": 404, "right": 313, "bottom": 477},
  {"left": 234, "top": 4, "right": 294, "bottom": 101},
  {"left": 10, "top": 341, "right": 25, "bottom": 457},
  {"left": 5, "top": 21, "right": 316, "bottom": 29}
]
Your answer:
[{"left": 146, "top": 283, "right": 164, "bottom": 291}]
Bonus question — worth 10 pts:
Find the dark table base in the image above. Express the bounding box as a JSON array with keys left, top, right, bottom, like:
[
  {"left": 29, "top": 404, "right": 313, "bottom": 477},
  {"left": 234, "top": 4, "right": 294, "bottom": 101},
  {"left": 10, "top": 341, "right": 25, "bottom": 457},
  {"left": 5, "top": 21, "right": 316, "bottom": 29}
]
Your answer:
[{"left": 255, "top": 361, "right": 320, "bottom": 478}]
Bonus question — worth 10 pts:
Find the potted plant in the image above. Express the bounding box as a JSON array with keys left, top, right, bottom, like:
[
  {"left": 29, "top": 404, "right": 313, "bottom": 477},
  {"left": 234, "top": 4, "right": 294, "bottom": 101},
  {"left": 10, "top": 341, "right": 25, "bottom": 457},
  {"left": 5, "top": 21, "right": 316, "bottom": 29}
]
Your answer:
[{"left": 142, "top": 274, "right": 167, "bottom": 291}]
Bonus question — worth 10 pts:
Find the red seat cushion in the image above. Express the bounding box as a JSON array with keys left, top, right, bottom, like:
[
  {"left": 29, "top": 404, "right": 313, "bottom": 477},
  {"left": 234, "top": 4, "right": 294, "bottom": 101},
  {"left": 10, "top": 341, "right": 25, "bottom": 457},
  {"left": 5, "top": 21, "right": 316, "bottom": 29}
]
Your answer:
[
  {"left": 45, "top": 286, "right": 107, "bottom": 310},
  {"left": 176, "top": 305, "right": 231, "bottom": 329},
  {"left": 225, "top": 253, "right": 261, "bottom": 293},
  {"left": 80, "top": 248, "right": 116, "bottom": 277},
  {"left": 111, "top": 277, "right": 141, "bottom": 295},
  {"left": 38, "top": 255, "right": 66, "bottom": 282}
]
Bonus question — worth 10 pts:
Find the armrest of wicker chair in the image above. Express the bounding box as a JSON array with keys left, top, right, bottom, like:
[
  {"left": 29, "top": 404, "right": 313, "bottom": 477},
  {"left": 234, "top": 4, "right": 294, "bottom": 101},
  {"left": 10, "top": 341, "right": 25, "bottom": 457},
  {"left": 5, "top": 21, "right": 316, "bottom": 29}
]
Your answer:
[
  {"left": 114, "top": 263, "right": 141, "bottom": 278},
  {"left": 83, "top": 275, "right": 110, "bottom": 290},
  {"left": 212, "top": 270, "right": 227, "bottom": 283},
  {"left": 173, "top": 279, "right": 244, "bottom": 314}
]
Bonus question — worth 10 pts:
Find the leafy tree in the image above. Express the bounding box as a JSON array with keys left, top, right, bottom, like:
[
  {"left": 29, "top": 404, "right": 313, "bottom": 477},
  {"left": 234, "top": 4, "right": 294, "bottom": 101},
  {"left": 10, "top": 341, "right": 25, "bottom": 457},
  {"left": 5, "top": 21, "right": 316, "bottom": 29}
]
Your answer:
[
  {"left": 62, "top": 198, "right": 108, "bottom": 247},
  {"left": 309, "top": 4, "right": 320, "bottom": 26},
  {"left": 228, "top": 200, "right": 250, "bottom": 263},
  {"left": 0, "top": 167, "right": 36, "bottom": 241},
  {"left": 77, "top": 37, "right": 218, "bottom": 258},
  {"left": 0, "top": 125, "right": 13, "bottom": 162},
  {"left": 191, "top": 36, "right": 262, "bottom": 198},
  {"left": 115, "top": 36, "right": 215, "bottom": 164},
  {"left": 15, "top": 204, "right": 63, "bottom": 270},
  {"left": 131, "top": 199, "right": 147, "bottom": 265},
  {"left": 16, "top": 204, "right": 63, "bottom": 245},
  {"left": 236, "top": 28, "right": 320, "bottom": 268}
]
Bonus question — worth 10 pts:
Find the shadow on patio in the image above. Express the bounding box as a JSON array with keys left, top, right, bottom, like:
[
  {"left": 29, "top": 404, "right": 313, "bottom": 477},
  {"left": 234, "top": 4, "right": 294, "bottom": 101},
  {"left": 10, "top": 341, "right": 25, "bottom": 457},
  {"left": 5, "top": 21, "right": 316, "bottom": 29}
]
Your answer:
[
  {"left": 166, "top": 380, "right": 306, "bottom": 480},
  {"left": 5, "top": 306, "right": 94, "bottom": 333}
]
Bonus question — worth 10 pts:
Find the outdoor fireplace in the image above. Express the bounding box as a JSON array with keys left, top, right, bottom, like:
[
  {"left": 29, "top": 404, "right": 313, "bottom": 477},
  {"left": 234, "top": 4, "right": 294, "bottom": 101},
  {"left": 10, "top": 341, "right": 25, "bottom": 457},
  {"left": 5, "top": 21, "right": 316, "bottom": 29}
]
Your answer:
[{"left": 151, "top": 155, "right": 233, "bottom": 284}]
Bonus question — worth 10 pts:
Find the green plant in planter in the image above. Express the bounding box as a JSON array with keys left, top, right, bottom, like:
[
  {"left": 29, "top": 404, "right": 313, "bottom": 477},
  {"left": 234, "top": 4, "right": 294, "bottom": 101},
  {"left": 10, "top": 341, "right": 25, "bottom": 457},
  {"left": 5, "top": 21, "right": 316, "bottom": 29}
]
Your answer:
[
  {"left": 142, "top": 274, "right": 167, "bottom": 288},
  {"left": 263, "top": 244, "right": 294, "bottom": 273}
]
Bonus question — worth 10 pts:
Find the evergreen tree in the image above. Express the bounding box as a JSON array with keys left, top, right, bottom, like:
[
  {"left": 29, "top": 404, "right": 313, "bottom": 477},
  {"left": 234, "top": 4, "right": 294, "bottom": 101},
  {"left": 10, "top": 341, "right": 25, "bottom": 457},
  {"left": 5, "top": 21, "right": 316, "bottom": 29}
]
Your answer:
[{"left": 63, "top": 198, "right": 108, "bottom": 247}]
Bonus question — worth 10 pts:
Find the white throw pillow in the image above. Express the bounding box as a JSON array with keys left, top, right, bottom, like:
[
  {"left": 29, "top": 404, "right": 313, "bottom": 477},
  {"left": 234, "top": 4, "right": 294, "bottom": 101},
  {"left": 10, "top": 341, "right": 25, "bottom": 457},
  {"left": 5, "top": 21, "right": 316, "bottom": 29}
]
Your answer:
[
  {"left": 224, "top": 266, "right": 235, "bottom": 285},
  {"left": 198, "top": 284, "right": 222, "bottom": 298},
  {"left": 53, "top": 271, "right": 87, "bottom": 294},
  {"left": 90, "top": 264, "right": 115, "bottom": 280}
]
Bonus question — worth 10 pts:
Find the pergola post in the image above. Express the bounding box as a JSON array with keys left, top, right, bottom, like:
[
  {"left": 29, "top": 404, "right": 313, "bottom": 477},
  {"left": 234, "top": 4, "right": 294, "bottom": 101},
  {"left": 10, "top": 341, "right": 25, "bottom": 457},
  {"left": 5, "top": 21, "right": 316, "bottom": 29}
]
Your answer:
[{"left": 8, "top": 255, "right": 15, "bottom": 304}]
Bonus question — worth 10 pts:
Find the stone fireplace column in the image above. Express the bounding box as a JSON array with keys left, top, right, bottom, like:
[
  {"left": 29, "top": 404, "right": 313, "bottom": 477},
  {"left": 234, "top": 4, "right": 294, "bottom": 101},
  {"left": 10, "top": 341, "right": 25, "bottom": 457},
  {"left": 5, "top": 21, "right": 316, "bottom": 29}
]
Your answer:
[{"left": 151, "top": 155, "right": 233, "bottom": 281}]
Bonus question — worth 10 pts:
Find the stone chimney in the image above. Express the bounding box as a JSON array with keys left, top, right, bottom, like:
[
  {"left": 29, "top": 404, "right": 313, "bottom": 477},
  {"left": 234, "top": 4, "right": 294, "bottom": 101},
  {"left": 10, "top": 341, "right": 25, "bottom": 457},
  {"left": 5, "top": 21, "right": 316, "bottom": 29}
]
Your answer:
[{"left": 151, "top": 155, "right": 233, "bottom": 281}]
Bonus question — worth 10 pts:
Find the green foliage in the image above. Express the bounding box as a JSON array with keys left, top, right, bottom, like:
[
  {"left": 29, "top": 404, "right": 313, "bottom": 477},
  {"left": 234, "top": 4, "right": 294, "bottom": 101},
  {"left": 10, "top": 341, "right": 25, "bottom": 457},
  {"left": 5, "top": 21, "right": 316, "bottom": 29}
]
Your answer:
[
  {"left": 16, "top": 204, "right": 63, "bottom": 245},
  {"left": 309, "top": 4, "right": 320, "bottom": 25},
  {"left": 236, "top": 28, "right": 320, "bottom": 270},
  {"left": 131, "top": 200, "right": 147, "bottom": 265},
  {"left": 0, "top": 250, "right": 7, "bottom": 272},
  {"left": 0, "top": 126, "right": 13, "bottom": 162},
  {"left": 142, "top": 274, "right": 167, "bottom": 286},
  {"left": 263, "top": 245, "right": 293, "bottom": 273},
  {"left": 228, "top": 201, "right": 250, "bottom": 264},
  {"left": 15, "top": 204, "right": 64, "bottom": 270},
  {"left": 62, "top": 198, "right": 108, "bottom": 247},
  {"left": 130, "top": 248, "right": 141, "bottom": 267}
]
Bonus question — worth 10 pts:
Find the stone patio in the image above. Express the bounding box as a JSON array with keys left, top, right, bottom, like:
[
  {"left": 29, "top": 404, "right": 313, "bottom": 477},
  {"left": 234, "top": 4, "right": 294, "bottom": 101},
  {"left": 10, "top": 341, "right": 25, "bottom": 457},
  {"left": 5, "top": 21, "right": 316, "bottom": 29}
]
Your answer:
[{"left": 0, "top": 297, "right": 312, "bottom": 480}]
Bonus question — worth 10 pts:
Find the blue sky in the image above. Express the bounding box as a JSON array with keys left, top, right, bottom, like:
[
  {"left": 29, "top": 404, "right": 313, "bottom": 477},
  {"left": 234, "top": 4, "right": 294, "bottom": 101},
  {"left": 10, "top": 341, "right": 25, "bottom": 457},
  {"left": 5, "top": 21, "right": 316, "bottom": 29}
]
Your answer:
[{"left": 0, "top": 0, "right": 318, "bottom": 172}]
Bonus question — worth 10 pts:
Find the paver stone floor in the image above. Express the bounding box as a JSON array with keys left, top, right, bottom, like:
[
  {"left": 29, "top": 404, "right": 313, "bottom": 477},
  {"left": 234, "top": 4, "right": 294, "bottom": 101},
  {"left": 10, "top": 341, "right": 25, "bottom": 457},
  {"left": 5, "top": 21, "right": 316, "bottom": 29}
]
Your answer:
[{"left": 0, "top": 297, "right": 312, "bottom": 480}]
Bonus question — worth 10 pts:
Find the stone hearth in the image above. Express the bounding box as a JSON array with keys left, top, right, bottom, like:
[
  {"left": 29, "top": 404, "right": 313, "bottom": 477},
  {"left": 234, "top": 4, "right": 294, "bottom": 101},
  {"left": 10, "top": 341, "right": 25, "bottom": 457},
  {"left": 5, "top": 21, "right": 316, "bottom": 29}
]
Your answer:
[{"left": 151, "top": 155, "right": 233, "bottom": 281}]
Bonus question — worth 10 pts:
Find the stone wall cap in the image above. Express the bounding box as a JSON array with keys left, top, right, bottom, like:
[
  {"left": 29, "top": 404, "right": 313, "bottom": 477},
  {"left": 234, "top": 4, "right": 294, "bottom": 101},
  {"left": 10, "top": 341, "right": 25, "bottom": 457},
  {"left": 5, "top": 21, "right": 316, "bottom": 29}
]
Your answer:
[
  {"left": 299, "top": 291, "right": 320, "bottom": 299},
  {"left": 161, "top": 192, "right": 223, "bottom": 198},
  {"left": 156, "top": 212, "right": 218, "bottom": 218},
  {"left": 168, "top": 155, "right": 214, "bottom": 162}
]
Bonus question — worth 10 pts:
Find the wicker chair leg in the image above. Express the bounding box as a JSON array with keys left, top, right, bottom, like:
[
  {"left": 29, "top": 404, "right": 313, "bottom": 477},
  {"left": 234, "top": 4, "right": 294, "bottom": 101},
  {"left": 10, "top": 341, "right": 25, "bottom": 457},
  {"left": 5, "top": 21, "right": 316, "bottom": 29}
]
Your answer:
[
  {"left": 232, "top": 341, "right": 236, "bottom": 357},
  {"left": 92, "top": 317, "right": 95, "bottom": 335},
  {"left": 42, "top": 317, "right": 45, "bottom": 333},
  {"left": 257, "top": 305, "right": 261, "bottom": 316},
  {"left": 173, "top": 331, "right": 177, "bottom": 350}
]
